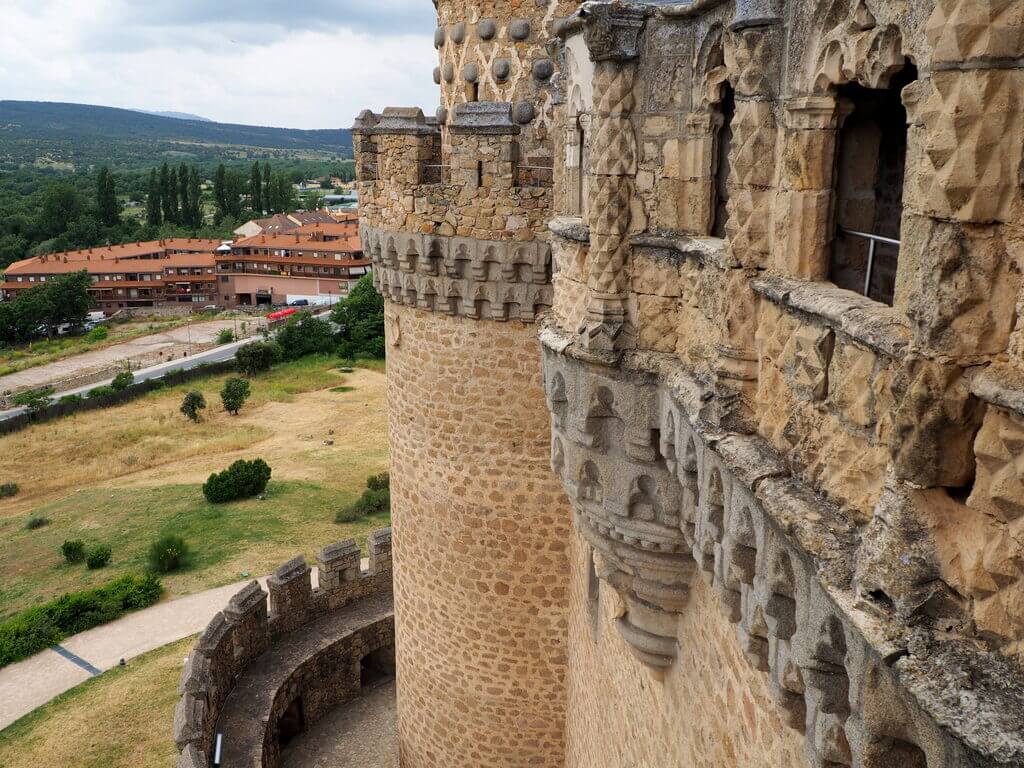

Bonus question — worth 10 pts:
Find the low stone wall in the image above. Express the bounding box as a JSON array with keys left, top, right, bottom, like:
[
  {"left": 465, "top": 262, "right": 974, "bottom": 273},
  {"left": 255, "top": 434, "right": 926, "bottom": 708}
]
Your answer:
[{"left": 173, "top": 528, "right": 394, "bottom": 768}]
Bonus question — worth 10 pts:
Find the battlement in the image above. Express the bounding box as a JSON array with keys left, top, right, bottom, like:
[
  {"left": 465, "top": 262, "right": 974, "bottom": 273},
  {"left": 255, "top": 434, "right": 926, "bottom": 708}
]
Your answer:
[{"left": 172, "top": 529, "right": 394, "bottom": 768}]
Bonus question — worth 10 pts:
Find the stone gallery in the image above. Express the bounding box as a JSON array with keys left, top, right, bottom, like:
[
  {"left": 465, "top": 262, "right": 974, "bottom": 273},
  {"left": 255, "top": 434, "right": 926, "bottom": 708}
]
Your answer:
[{"left": 176, "top": 0, "right": 1024, "bottom": 766}]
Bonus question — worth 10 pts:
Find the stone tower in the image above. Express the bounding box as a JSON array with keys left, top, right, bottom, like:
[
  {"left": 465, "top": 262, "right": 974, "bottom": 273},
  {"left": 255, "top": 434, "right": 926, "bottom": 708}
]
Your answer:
[{"left": 352, "top": 0, "right": 576, "bottom": 765}]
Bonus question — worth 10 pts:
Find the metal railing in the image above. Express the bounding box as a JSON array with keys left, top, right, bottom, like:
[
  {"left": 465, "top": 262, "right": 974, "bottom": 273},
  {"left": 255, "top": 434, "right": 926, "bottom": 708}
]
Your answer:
[{"left": 838, "top": 228, "right": 900, "bottom": 298}]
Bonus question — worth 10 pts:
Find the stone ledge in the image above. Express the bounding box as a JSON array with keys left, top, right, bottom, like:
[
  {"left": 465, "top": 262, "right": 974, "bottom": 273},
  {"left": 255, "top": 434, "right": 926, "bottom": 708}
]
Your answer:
[
  {"left": 970, "top": 363, "right": 1024, "bottom": 418},
  {"left": 631, "top": 232, "right": 735, "bottom": 271},
  {"left": 539, "top": 319, "right": 1024, "bottom": 767},
  {"left": 351, "top": 108, "right": 440, "bottom": 136},
  {"left": 549, "top": 216, "right": 590, "bottom": 244},
  {"left": 753, "top": 275, "right": 912, "bottom": 359},
  {"left": 449, "top": 101, "right": 520, "bottom": 135},
  {"left": 172, "top": 529, "right": 394, "bottom": 768}
]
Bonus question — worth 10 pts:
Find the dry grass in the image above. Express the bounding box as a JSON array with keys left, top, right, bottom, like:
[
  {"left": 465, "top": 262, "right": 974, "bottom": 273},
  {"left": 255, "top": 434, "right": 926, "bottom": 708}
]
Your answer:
[
  {"left": 0, "top": 637, "right": 190, "bottom": 768},
  {"left": 0, "top": 356, "right": 389, "bottom": 617}
]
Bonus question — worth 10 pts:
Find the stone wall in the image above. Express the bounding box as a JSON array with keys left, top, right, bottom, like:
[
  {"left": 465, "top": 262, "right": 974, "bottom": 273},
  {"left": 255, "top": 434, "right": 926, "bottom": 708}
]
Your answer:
[
  {"left": 172, "top": 529, "right": 394, "bottom": 768},
  {"left": 385, "top": 304, "right": 570, "bottom": 768}
]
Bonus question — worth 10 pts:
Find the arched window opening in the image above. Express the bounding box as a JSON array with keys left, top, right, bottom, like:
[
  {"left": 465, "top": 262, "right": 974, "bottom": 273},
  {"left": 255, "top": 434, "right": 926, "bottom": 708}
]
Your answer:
[
  {"left": 831, "top": 64, "right": 917, "bottom": 305},
  {"left": 710, "top": 82, "right": 735, "bottom": 238}
]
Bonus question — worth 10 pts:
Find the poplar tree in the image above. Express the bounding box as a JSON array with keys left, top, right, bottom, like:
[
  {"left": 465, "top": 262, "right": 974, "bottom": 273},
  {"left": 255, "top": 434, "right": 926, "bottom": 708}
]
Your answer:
[
  {"left": 178, "top": 162, "right": 190, "bottom": 226},
  {"left": 213, "top": 164, "right": 228, "bottom": 223},
  {"left": 96, "top": 166, "right": 120, "bottom": 227},
  {"left": 262, "top": 162, "right": 271, "bottom": 206},
  {"left": 146, "top": 168, "right": 162, "bottom": 226},
  {"left": 188, "top": 166, "right": 202, "bottom": 228},
  {"left": 250, "top": 161, "right": 263, "bottom": 214},
  {"left": 159, "top": 163, "right": 174, "bottom": 224},
  {"left": 168, "top": 167, "right": 180, "bottom": 224}
]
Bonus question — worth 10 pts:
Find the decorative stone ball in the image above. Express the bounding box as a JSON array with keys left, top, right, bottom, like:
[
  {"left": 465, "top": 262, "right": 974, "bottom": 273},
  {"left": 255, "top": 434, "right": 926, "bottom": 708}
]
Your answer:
[
  {"left": 451, "top": 22, "right": 466, "bottom": 44},
  {"left": 532, "top": 58, "right": 554, "bottom": 81},
  {"left": 436, "top": 106, "right": 448, "bottom": 124},
  {"left": 434, "top": 26, "right": 445, "bottom": 48},
  {"left": 492, "top": 58, "right": 511, "bottom": 82},
  {"left": 442, "top": 63, "right": 455, "bottom": 83},
  {"left": 477, "top": 19, "right": 496, "bottom": 40},
  {"left": 509, "top": 18, "right": 531, "bottom": 41},
  {"left": 463, "top": 62, "right": 479, "bottom": 83},
  {"left": 513, "top": 101, "right": 536, "bottom": 124},
  {"left": 433, "top": 66, "right": 441, "bottom": 85}
]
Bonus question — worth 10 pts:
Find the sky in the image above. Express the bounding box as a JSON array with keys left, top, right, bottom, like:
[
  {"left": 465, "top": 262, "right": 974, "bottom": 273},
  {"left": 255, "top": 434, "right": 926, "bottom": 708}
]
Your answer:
[{"left": 0, "top": 0, "right": 440, "bottom": 130}]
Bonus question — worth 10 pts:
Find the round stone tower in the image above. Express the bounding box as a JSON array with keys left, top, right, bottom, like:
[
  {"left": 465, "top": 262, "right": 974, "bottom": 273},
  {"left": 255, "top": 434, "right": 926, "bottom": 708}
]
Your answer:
[{"left": 352, "top": 1, "right": 576, "bottom": 766}]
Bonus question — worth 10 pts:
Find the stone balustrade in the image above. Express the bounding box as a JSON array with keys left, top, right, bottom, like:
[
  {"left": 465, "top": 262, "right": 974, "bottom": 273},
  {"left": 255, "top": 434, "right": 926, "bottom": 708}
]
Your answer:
[
  {"left": 540, "top": 324, "right": 1024, "bottom": 768},
  {"left": 173, "top": 529, "right": 394, "bottom": 768}
]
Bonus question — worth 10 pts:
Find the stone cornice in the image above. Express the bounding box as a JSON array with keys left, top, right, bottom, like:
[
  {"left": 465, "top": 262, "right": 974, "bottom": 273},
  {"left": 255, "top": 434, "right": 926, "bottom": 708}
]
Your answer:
[
  {"left": 539, "top": 318, "right": 1024, "bottom": 767},
  {"left": 362, "top": 224, "right": 553, "bottom": 323}
]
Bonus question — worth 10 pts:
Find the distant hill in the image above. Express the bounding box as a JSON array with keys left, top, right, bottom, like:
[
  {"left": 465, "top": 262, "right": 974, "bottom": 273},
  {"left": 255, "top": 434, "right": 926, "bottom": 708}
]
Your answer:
[
  {"left": 0, "top": 101, "right": 352, "bottom": 170},
  {"left": 137, "top": 110, "right": 213, "bottom": 122}
]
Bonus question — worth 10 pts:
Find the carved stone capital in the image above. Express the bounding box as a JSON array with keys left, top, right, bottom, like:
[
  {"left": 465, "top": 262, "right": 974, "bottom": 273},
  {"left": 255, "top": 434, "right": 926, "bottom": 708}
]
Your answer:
[{"left": 578, "top": 2, "right": 650, "bottom": 63}]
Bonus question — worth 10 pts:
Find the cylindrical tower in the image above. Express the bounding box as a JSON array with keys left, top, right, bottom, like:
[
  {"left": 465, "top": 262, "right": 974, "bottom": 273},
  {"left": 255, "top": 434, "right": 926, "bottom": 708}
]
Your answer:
[{"left": 353, "top": 1, "right": 576, "bottom": 765}]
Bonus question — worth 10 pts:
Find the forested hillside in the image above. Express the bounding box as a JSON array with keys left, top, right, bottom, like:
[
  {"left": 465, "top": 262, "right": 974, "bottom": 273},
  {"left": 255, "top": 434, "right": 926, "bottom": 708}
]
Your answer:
[{"left": 0, "top": 101, "right": 353, "bottom": 170}]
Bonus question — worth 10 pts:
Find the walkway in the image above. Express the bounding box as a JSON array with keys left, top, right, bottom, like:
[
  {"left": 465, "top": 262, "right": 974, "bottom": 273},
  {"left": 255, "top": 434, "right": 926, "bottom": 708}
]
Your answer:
[
  {"left": 0, "top": 561, "right": 344, "bottom": 729},
  {"left": 282, "top": 680, "right": 398, "bottom": 768}
]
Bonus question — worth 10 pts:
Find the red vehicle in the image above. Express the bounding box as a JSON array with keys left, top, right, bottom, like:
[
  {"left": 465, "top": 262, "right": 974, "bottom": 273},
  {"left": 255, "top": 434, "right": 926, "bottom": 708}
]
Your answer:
[{"left": 266, "top": 308, "right": 297, "bottom": 321}]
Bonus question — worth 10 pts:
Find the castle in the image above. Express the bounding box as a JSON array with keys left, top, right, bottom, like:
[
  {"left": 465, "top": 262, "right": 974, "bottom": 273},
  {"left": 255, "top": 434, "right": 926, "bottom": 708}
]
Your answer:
[{"left": 174, "top": 0, "right": 1024, "bottom": 766}]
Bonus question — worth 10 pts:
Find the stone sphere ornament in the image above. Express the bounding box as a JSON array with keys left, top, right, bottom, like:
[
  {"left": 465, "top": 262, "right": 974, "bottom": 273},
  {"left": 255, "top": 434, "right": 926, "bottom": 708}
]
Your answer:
[
  {"left": 451, "top": 22, "right": 466, "bottom": 44},
  {"left": 513, "top": 101, "right": 536, "bottom": 124},
  {"left": 532, "top": 58, "right": 554, "bottom": 81},
  {"left": 509, "top": 19, "right": 531, "bottom": 41},
  {"left": 477, "top": 19, "right": 496, "bottom": 40},
  {"left": 433, "top": 67, "right": 441, "bottom": 85},
  {"left": 442, "top": 63, "right": 455, "bottom": 83},
  {"left": 436, "top": 106, "right": 448, "bottom": 124},
  {"left": 463, "top": 62, "right": 480, "bottom": 83},
  {"left": 492, "top": 58, "right": 511, "bottom": 82},
  {"left": 434, "top": 27, "right": 445, "bottom": 48}
]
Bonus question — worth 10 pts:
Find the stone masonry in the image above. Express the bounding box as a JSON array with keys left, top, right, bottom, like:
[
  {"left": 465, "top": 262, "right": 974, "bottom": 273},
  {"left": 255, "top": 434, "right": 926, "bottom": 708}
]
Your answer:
[{"left": 351, "top": 0, "right": 1024, "bottom": 766}]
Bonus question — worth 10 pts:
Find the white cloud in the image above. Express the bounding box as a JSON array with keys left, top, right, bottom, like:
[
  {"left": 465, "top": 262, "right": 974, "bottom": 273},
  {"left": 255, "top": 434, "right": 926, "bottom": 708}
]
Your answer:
[{"left": 0, "top": 0, "right": 440, "bottom": 128}]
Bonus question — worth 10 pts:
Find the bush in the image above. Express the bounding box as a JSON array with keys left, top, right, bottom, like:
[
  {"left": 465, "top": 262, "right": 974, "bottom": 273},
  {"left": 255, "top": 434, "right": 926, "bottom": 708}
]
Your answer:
[
  {"left": 86, "top": 544, "right": 112, "bottom": 569},
  {"left": 87, "top": 384, "right": 115, "bottom": 399},
  {"left": 85, "top": 326, "right": 109, "bottom": 342},
  {"left": 0, "top": 574, "right": 162, "bottom": 668},
  {"left": 12, "top": 387, "right": 54, "bottom": 415},
  {"left": 58, "top": 393, "right": 84, "bottom": 405},
  {"left": 336, "top": 473, "right": 391, "bottom": 523},
  {"left": 0, "top": 482, "right": 18, "bottom": 499},
  {"left": 25, "top": 516, "right": 50, "bottom": 530},
  {"left": 148, "top": 535, "right": 190, "bottom": 573},
  {"left": 111, "top": 370, "right": 134, "bottom": 392},
  {"left": 216, "top": 328, "right": 235, "bottom": 344},
  {"left": 220, "top": 377, "right": 251, "bottom": 415},
  {"left": 275, "top": 313, "right": 335, "bottom": 361},
  {"left": 202, "top": 458, "right": 272, "bottom": 503},
  {"left": 331, "top": 275, "right": 384, "bottom": 359},
  {"left": 61, "top": 539, "right": 86, "bottom": 564},
  {"left": 235, "top": 340, "right": 282, "bottom": 376},
  {"left": 180, "top": 390, "right": 206, "bottom": 422}
]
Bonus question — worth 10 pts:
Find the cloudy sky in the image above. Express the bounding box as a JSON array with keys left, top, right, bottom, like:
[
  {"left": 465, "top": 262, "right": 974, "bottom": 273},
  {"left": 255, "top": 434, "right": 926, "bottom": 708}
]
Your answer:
[{"left": 0, "top": 0, "right": 440, "bottom": 129}]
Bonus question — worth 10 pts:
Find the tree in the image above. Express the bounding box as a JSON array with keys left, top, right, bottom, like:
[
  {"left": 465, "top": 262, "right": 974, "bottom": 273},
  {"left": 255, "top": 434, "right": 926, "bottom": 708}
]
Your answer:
[
  {"left": 179, "top": 390, "right": 206, "bottom": 422},
  {"left": 220, "top": 377, "right": 251, "bottom": 415},
  {"left": 235, "top": 340, "right": 282, "bottom": 376},
  {"left": 213, "top": 164, "right": 227, "bottom": 222},
  {"left": 187, "top": 166, "right": 203, "bottom": 228},
  {"left": 178, "top": 163, "right": 190, "bottom": 227},
  {"left": 38, "top": 183, "right": 82, "bottom": 239},
  {"left": 159, "top": 163, "right": 176, "bottom": 225},
  {"left": 111, "top": 370, "right": 134, "bottom": 391},
  {"left": 146, "top": 169, "right": 162, "bottom": 227},
  {"left": 275, "top": 313, "right": 335, "bottom": 360},
  {"left": 250, "top": 162, "right": 263, "bottom": 215},
  {"left": 96, "top": 166, "right": 120, "bottom": 227},
  {"left": 262, "top": 162, "right": 271, "bottom": 205},
  {"left": 41, "top": 271, "right": 93, "bottom": 331},
  {"left": 202, "top": 458, "right": 272, "bottom": 503},
  {"left": 167, "top": 166, "right": 179, "bottom": 224},
  {"left": 331, "top": 274, "right": 385, "bottom": 359},
  {"left": 301, "top": 189, "right": 322, "bottom": 211}
]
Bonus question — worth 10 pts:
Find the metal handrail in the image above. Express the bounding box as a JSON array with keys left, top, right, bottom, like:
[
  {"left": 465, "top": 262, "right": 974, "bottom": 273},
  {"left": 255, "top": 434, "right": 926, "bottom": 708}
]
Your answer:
[{"left": 838, "top": 228, "right": 900, "bottom": 297}]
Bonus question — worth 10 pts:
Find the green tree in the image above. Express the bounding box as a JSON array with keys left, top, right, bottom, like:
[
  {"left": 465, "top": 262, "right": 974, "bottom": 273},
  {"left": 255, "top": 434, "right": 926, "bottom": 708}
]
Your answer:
[
  {"left": 331, "top": 274, "right": 385, "bottom": 358},
  {"left": 178, "top": 163, "right": 190, "bottom": 226},
  {"left": 235, "top": 340, "right": 282, "bottom": 376},
  {"left": 275, "top": 313, "right": 335, "bottom": 360},
  {"left": 167, "top": 166, "right": 179, "bottom": 224},
  {"left": 250, "top": 161, "right": 263, "bottom": 214},
  {"left": 146, "top": 168, "right": 162, "bottom": 227},
  {"left": 179, "top": 390, "right": 206, "bottom": 422},
  {"left": 301, "top": 189, "right": 322, "bottom": 211},
  {"left": 159, "top": 163, "right": 175, "bottom": 224},
  {"left": 38, "top": 183, "right": 83, "bottom": 239},
  {"left": 213, "top": 164, "right": 227, "bottom": 222},
  {"left": 220, "top": 377, "right": 251, "bottom": 415},
  {"left": 187, "top": 166, "right": 203, "bottom": 228},
  {"left": 262, "top": 162, "right": 271, "bottom": 205},
  {"left": 95, "top": 166, "right": 120, "bottom": 228}
]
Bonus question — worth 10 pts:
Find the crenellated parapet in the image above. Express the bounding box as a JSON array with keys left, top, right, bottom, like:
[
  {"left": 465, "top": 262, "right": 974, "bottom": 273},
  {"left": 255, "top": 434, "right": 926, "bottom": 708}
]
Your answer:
[
  {"left": 172, "top": 529, "right": 394, "bottom": 768},
  {"left": 362, "top": 223, "right": 552, "bottom": 322},
  {"left": 541, "top": 324, "right": 1024, "bottom": 767}
]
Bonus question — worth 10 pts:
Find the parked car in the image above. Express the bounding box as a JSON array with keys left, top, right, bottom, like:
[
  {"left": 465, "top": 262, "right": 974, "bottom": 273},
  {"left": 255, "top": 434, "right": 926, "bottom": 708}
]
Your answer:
[{"left": 289, "top": 299, "right": 310, "bottom": 307}]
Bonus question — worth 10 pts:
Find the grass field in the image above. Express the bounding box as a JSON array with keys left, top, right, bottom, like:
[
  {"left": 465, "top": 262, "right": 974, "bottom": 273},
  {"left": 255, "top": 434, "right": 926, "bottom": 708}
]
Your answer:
[
  {"left": 0, "top": 637, "right": 189, "bottom": 768},
  {"left": 0, "top": 355, "right": 388, "bottom": 619}
]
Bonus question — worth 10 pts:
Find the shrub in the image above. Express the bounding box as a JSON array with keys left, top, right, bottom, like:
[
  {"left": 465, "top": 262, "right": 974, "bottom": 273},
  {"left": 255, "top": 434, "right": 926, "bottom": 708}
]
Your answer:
[
  {"left": 203, "top": 458, "right": 272, "bottom": 503},
  {"left": 235, "top": 340, "right": 282, "bottom": 376},
  {"left": 25, "top": 516, "right": 50, "bottom": 530},
  {"left": 12, "top": 387, "right": 54, "bottom": 415},
  {"left": 86, "top": 544, "right": 112, "bottom": 569},
  {"left": 220, "top": 377, "right": 251, "bottom": 415},
  {"left": 216, "top": 328, "right": 235, "bottom": 344},
  {"left": 111, "top": 370, "right": 134, "bottom": 392},
  {"left": 275, "top": 313, "right": 335, "bottom": 360},
  {"left": 180, "top": 390, "right": 206, "bottom": 422},
  {"left": 149, "top": 379, "right": 166, "bottom": 390},
  {"left": 0, "top": 482, "right": 18, "bottom": 499},
  {"left": 331, "top": 275, "right": 384, "bottom": 359},
  {"left": 61, "top": 539, "right": 86, "bottom": 564},
  {"left": 0, "top": 574, "right": 162, "bottom": 668},
  {"left": 87, "top": 384, "right": 115, "bottom": 399},
  {"left": 85, "top": 326, "right": 109, "bottom": 342},
  {"left": 336, "top": 473, "right": 391, "bottom": 523},
  {"left": 148, "top": 535, "right": 190, "bottom": 573},
  {"left": 58, "top": 393, "right": 84, "bottom": 405}
]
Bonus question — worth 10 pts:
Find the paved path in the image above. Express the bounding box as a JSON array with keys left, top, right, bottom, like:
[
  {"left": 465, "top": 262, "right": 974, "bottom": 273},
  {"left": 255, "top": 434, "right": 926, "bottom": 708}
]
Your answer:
[{"left": 0, "top": 319, "right": 248, "bottom": 394}]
